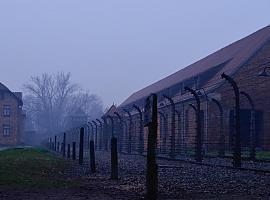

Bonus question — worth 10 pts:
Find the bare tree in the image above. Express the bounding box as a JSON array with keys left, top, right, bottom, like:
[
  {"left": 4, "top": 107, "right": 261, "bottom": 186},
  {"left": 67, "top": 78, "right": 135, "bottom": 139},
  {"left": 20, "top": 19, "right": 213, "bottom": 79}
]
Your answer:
[{"left": 23, "top": 72, "right": 103, "bottom": 137}]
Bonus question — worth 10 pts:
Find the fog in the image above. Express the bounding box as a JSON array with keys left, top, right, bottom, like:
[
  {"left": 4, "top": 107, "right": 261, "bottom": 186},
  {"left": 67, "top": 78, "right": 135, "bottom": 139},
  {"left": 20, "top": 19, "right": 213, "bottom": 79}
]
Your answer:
[{"left": 0, "top": 0, "right": 269, "bottom": 107}]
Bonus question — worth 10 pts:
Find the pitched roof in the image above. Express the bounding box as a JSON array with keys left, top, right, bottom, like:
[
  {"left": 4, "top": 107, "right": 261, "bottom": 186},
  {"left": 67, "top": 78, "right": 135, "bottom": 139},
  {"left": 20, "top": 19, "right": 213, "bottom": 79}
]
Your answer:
[
  {"left": 103, "top": 104, "right": 117, "bottom": 117},
  {"left": 120, "top": 25, "right": 270, "bottom": 107},
  {"left": 0, "top": 82, "right": 23, "bottom": 105}
]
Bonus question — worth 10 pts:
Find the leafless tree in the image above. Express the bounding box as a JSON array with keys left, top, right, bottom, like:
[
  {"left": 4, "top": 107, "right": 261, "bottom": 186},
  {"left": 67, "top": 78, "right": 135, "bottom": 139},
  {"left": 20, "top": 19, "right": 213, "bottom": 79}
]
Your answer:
[{"left": 23, "top": 72, "right": 103, "bottom": 136}]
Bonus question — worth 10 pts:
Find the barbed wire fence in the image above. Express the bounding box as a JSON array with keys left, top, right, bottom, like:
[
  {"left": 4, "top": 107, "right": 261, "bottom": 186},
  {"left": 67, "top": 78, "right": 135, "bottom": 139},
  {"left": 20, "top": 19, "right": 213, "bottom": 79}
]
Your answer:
[{"left": 44, "top": 67, "right": 270, "bottom": 198}]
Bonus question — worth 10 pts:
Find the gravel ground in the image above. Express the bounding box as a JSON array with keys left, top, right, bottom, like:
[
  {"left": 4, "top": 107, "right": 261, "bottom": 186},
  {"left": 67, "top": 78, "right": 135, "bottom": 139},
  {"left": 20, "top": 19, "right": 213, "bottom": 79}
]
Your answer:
[{"left": 66, "top": 150, "right": 270, "bottom": 200}]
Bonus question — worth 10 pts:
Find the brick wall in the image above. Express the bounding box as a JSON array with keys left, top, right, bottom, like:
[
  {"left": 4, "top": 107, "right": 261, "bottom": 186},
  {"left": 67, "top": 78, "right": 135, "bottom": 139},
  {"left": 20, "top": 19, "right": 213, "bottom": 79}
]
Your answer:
[
  {"left": 0, "top": 92, "right": 23, "bottom": 145},
  {"left": 211, "top": 39, "right": 270, "bottom": 150}
]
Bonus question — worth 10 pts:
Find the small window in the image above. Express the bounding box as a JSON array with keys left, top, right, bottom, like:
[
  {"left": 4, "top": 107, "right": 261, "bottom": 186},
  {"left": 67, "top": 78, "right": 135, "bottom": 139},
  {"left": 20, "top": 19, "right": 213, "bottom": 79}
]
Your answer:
[
  {"left": 3, "top": 124, "right": 11, "bottom": 136},
  {"left": 3, "top": 105, "right": 11, "bottom": 117}
]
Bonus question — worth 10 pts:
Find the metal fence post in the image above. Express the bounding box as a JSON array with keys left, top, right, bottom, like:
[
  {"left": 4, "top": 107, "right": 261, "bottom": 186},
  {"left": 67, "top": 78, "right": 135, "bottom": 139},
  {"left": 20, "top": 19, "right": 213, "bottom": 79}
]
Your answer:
[
  {"left": 96, "top": 119, "right": 103, "bottom": 150},
  {"left": 221, "top": 73, "right": 241, "bottom": 168},
  {"left": 89, "top": 140, "right": 96, "bottom": 172},
  {"left": 102, "top": 117, "right": 108, "bottom": 151},
  {"left": 145, "top": 94, "right": 158, "bottom": 200},
  {"left": 54, "top": 135, "right": 57, "bottom": 151},
  {"left": 79, "top": 127, "right": 84, "bottom": 165},
  {"left": 185, "top": 87, "right": 202, "bottom": 163},
  {"left": 175, "top": 110, "right": 182, "bottom": 155},
  {"left": 114, "top": 112, "right": 123, "bottom": 153},
  {"left": 63, "top": 132, "right": 66, "bottom": 157},
  {"left": 57, "top": 142, "right": 60, "bottom": 153},
  {"left": 88, "top": 122, "right": 96, "bottom": 173},
  {"left": 123, "top": 109, "right": 132, "bottom": 154},
  {"left": 107, "top": 115, "right": 118, "bottom": 179},
  {"left": 92, "top": 120, "right": 98, "bottom": 150},
  {"left": 111, "top": 136, "right": 118, "bottom": 180}
]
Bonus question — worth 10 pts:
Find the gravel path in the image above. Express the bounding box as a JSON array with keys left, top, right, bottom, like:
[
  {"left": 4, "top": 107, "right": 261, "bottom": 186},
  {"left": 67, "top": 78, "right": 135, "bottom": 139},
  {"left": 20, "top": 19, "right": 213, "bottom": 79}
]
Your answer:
[
  {"left": 67, "top": 151, "right": 270, "bottom": 199},
  {"left": 4, "top": 150, "right": 268, "bottom": 200}
]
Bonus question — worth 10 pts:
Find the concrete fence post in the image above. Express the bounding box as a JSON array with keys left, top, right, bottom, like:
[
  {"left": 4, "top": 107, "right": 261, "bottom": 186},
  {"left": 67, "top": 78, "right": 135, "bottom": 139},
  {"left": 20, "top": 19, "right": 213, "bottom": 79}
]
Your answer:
[
  {"left": 79, "top": 127, "right": 84, "bottom": 165},
  {"left": 145, "top": 93, "right": 158, "bottom": 200},
  {"left": 221, "top": 73, "right": 241, "bottom": 168},
  {"left": 63, "top": 132, "right": 66, "bottom": 157},
  {"left": 185, "top": 87, "right": 202, "bottom": 163},
  {"left": 72, "top": 142, "right": 76, "bottom": 160}
]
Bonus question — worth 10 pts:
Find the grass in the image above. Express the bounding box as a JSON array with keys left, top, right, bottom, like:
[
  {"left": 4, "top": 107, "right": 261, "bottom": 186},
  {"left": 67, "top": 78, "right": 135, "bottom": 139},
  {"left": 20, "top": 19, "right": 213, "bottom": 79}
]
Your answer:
[
  {"left": 180, "top": 148, "right": 270, "bottom": 161},
  {"left": 255, "top": 151, "right": 270, "bottom": 160},
  {"left": 0, "top": 147, "right": 75, "bottom": 188}
]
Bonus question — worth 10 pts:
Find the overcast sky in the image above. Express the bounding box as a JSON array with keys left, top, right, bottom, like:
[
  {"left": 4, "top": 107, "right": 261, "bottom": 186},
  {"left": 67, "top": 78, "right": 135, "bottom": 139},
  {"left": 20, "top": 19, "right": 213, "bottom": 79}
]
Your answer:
[{"left": 0, "top": 0, "right": 269, "bottom": 108}]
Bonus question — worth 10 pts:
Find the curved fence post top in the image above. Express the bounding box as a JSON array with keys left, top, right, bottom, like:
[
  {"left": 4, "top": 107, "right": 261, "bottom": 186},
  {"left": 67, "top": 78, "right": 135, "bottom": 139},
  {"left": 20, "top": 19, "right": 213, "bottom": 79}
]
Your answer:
[
  {"left": 240, "top": 91, "right": 255, "bottom": 109},
  {"left": 114, "top": 111, "right": 122, "bottom": 121},
  {"left": 163, "top": 94, "right": 175, "bottom": 105},
  {"left": 133, "top": 104, "right": 142, "bottom": 115},
  {"left": 211, "top": 98, "right": 223, "bottom": 114},
  {"left": 189, "top": 103, "right": 197, "bottom": 112},
  {"left": 123, "top": 109, "right": 132, "bottom": 122}
]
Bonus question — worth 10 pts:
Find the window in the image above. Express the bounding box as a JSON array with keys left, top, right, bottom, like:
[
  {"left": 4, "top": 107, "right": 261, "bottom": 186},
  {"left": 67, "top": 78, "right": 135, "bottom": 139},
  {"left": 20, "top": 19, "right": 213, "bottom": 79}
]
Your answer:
[
  {"left": 3, "top": 105, "right": 11, "bottom": 117},
  {"left": 3, "top": 125, "right": 11, "bottom": 136}
]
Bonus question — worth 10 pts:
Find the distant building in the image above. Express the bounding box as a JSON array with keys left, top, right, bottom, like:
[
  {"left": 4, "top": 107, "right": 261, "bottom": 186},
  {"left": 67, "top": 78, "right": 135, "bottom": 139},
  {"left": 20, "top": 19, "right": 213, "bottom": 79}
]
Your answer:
[{"left": 0, "top": 82, "right": 24, "bottom": 146}]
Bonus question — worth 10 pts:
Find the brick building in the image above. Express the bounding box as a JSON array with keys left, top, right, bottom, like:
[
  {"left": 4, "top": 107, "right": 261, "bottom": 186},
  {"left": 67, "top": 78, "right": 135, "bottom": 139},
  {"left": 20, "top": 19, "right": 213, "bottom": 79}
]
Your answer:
[
  {"left": 0, "top": 82, "right": 24, "bottom": 146},
  {"left": 116, "top": 25, "right": 270, "bottom": 154}
]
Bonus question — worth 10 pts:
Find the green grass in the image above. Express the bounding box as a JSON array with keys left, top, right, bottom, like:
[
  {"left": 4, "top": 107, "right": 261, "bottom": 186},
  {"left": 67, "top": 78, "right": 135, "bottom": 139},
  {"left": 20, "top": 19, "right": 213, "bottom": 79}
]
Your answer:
[
  {"left": 0, "top": 147, "right": 75, "bottom": 188},
  {"left": 255, "top": 151, "right": 270, "bottom": 160}
]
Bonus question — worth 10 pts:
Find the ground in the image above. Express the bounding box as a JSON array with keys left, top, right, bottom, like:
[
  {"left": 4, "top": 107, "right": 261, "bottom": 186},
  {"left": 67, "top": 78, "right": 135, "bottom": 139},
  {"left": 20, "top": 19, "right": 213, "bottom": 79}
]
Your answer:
[
  {"left": 0, "top": 148, "right": 140, "bottom": 200},
  {"left": 0, "top": 148, "right": 270, "bottom": 199}
]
